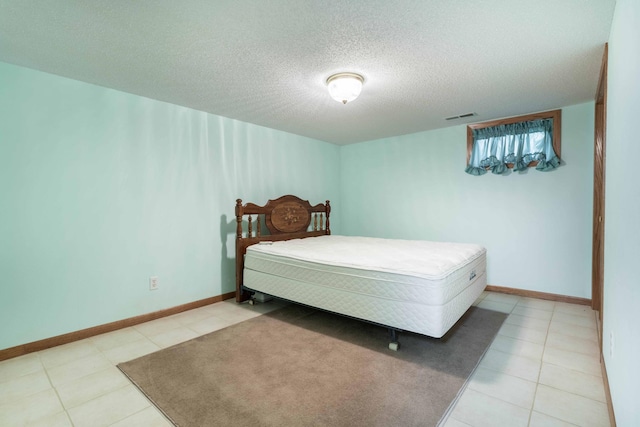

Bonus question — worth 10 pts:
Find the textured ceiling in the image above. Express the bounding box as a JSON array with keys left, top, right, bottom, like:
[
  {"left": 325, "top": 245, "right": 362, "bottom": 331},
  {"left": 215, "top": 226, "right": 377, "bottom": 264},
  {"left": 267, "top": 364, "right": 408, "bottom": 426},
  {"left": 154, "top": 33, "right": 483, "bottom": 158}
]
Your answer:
[{"left": 0, "top": 1, "right": 615, "bottom": 145}]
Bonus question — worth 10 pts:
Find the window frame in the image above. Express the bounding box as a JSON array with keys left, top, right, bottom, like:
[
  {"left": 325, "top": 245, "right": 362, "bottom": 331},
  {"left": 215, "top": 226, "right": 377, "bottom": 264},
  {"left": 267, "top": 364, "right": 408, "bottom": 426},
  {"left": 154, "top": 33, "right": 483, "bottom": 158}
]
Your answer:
[{"left": 466, "top": 109, "right": 561, "bottom": 170}]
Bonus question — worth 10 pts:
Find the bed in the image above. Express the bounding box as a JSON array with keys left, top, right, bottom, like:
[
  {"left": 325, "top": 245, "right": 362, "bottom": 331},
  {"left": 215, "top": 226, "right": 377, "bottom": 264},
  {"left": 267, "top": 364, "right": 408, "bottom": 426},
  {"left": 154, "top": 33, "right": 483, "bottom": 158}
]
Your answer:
[{"left": 235, "top": 195, "right": 487, "bottom": 350}]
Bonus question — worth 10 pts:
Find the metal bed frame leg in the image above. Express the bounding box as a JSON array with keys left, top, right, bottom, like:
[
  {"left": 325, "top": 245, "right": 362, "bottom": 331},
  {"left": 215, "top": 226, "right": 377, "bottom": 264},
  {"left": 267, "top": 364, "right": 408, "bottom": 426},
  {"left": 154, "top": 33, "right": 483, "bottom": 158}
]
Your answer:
[{"left": 388, "top": 328, "right": 400, "bottom": 351}]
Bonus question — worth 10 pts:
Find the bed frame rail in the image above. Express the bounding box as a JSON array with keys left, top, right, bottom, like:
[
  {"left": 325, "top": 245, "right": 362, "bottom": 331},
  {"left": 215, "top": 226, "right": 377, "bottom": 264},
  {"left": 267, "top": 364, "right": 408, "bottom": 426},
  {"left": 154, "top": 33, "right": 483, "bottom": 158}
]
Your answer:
[{"left": 235, "top": 195, "right": 330, "bottom": 302}]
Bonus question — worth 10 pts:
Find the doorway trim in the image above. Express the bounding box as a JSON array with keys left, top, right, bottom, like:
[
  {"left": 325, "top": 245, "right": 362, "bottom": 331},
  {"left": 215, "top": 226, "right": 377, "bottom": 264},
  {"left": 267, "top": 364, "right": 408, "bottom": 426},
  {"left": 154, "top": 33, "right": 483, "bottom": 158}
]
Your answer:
[{"left": 592, "top": 43, "right": 608, "bottom": 344}]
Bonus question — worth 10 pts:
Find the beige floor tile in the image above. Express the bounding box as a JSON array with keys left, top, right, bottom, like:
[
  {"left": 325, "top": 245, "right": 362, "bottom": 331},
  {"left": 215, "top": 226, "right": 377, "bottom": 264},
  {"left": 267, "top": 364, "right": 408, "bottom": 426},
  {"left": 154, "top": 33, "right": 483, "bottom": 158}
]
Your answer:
[
  {"left": 533, "top": 385, "right": 610, "bottom": 427},
  {"left": 102, "top": 338, "right": 161, "bottom": 365},
  {"left": 478, "top": 348, "right": 541, "bottom": 382},
  {"left": 109, "top": 406, "right": 172, "bottom": 427},
  {"left": 211, "top": 307, "right": 262, "bottom": 323},
  {"left": 498, "top": 323, "right": 547, "bottom": 345},
  {"left": 0, "top": 370, "right": 52, "bottom": 404},
  {"left": 542, "top": 347, "right": 602, "bottom": 377},
  {"left": 56, "top": 366, "right": 130, "bottom": 409},
  {"left": 148, "top": 326, "right": 199, "bottom": 349},
  {"left": 0, "top": 353, "right": 44, "bottom": 383},
  {"left": 38, "top": 340, "right": 100, "bottom": 369},
  {"left": 505, "top": 313, "right": 551, "bottom": 332},
  {"left": 545, "top": 332, "right": 600, "bottom": 358},
  {"left": 168, "top": 306, "right": 218, "bottom": 325},
  {"left": 490, "top": 335, "right": 545, "bottom": 361},
  {"left": 467, "top": 366, "right": 537, "bottom": 409},
  {"left": 90, "top": 327, "right": 147, "bottom": 352},
  {"left": 205, "top": 300, "right": 248, "bottom": 315},
  {"left": 449, "top": 388, "right": 530, "bottom": 427},
  {"left": 0, "top": 388, "right": 64, "bottom": 426},
  {"left": 481, "top": 292, "right": 521, "bottom": 305},
  {"left": 185, "top": 315, "right": 234, "bottom": 335},
  {"left": 26, "top": 410, "right": 72, "bottom": 427},
  {"left": 516, "top": 298, "right": 555, "bottom": 312},
  {"left": 512, "top": 306, "right": 554, "bottom": 321},
  {"left": 538, "top": 363, "right": 606, "bottom": 403},
  {"left": 132, "top": 317, "right": 183, "bottom": 338},
  {"left": 554, "top": 302, "right": 595, "bottom": 318},
  {"left": 442, "top": 416, "right": 474, "bottom": 427},
  {"left": 47, "top": 352, "right": 112, "bottom": 387},
  {"left": 206, "top": 300, "right": 278, "bottom": 320},
  {"left": 551, "top": 312, "right": 596, "bottom": 330},
  {"left": 548, "top": 321, "right": 598, "bottom": 343},
  {"left": 477, "top": 299, "right": 517, "bottom": 314},
  {"left": 529, "top": 411, "right": 580, "bottom": 427},
  {"left": 67, "top": 384, "right": 150, "bottom": 427}
]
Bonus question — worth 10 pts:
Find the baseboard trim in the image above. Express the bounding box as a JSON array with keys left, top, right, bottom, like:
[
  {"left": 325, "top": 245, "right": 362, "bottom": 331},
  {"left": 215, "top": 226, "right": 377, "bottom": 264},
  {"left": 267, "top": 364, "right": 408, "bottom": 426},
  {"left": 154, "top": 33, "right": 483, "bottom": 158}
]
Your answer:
[
  {"left": 601, "top": 355, "right": 617, "bottom": 426},
  {"left": 595, "top": 312, "right": 616, "bottom": 425},
  {"left": 486, "top": 285, "right": 592, "bottom": 306},
  {"left": 0, "top": 291, "right": 236, "bottom": 362}
]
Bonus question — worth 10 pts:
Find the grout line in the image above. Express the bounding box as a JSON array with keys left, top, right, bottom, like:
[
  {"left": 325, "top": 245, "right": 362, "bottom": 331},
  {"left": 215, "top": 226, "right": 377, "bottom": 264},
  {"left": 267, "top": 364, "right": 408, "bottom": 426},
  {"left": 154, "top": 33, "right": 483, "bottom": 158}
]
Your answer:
[
  {"left": 526, "top": 299, "right": 553, "bottom": 426},
  {"left": 37, "top": 353, "right": 74, "bottom": 427}
]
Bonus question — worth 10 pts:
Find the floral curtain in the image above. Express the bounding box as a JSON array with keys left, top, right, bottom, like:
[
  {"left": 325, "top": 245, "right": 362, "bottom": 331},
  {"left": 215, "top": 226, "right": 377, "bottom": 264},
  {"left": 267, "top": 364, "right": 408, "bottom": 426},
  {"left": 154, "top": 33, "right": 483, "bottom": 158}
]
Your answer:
[{"left": 465, "top": 118, "right": 560, "bottom": 175}]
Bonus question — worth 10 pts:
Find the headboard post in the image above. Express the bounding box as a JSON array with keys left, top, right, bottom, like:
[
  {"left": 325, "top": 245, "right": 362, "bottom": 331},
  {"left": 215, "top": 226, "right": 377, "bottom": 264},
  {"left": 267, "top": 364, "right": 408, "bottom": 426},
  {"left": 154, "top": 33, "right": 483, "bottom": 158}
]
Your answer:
[
  {"left": 325, "top": 200, "right": 331, "bottom": 234},
  {"left": 235, "top": 199, "right": 250, "bottom": 302},
  {"left": 234, "top": 195, "right": 331, "bottom": 303},
  {"left": 235, "top": 199, "right": 243, "bottom": 239}
]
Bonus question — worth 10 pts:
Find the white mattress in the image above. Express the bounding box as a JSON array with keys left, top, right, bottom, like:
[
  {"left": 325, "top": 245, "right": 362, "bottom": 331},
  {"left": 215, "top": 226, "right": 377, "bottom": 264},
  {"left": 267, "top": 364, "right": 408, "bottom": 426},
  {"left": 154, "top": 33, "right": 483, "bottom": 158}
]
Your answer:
[{"left": 243, "top": 235, "right": 487, "bottom": 338}]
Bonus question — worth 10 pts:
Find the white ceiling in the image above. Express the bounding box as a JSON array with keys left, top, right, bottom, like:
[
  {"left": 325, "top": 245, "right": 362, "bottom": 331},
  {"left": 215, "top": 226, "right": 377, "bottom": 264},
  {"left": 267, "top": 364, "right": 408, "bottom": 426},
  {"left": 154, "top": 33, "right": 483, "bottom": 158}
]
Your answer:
[{"left": 0, "top": 1, "right": 615, "bottom": 145}]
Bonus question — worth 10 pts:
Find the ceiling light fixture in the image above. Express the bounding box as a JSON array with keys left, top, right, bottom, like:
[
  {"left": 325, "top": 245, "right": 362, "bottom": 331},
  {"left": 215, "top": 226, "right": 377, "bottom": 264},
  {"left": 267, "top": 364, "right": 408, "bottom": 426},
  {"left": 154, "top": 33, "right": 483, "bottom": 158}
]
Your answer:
[{"left": 326, "top": 72, "right": 364, "bottom": 104}]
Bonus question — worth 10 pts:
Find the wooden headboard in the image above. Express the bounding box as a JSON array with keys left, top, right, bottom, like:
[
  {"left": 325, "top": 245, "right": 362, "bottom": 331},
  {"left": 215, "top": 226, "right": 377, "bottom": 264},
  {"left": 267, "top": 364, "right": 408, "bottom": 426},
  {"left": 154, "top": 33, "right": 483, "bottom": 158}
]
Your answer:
[{"left": 235, "top": 195, "right": 331, "bottom": 302}]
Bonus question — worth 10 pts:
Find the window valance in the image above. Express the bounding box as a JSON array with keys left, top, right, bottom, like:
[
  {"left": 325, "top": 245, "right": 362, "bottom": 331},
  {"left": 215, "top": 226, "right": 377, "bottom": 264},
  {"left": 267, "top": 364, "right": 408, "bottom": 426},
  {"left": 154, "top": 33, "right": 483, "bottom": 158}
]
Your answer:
[{"left": 465, "top": 115, "right": 561, "bottom": 176}]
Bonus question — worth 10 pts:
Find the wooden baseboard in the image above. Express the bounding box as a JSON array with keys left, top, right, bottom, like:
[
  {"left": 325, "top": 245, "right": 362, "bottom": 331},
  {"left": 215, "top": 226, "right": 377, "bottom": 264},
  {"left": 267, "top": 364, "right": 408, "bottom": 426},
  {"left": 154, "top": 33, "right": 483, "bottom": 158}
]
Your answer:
[
  {"left": 485, "top": 285, "right": 592, "bottom": 306},
  {"left": 601, "top": 355, "right": 617, "bottom": 427},
  {"left": 0, "top": 291, "right": 236, "bottom": 362}
]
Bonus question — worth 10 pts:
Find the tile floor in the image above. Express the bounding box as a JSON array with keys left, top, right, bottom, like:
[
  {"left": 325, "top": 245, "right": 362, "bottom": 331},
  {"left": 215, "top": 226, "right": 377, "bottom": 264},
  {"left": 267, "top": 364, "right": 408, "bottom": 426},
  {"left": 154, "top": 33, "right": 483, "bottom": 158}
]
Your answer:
[
  {"left": 0, "top": 292, "right": 609, "bottom": 427},
  {"left": 442, "top": 292, "right": 609, "bottom": 427}
]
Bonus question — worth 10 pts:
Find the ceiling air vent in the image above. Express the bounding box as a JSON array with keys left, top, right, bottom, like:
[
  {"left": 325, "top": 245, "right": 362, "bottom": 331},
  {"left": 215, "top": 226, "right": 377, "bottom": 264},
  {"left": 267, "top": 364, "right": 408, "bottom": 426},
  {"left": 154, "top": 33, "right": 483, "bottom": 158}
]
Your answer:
[{"left": 445, "top": 112, "right": 477, "bottom": 121}]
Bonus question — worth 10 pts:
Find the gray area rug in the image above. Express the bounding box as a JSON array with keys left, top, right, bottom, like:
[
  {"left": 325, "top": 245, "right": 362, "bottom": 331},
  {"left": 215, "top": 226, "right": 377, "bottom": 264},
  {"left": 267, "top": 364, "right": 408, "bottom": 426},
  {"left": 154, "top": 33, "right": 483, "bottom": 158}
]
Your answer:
[{"left": 118, "top": 304, "right": 506, "bottom": 427}]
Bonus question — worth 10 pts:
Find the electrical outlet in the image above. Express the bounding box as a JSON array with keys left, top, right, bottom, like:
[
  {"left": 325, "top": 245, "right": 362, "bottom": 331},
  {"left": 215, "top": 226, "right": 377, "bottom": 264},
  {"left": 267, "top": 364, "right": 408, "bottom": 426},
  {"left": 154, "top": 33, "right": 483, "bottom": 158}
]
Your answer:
[
  {"left": 610, "top": 331, "right": 614, "bottom": 359},
  {"left": 149, "top": 276, "right": 159, "bottom": 291}
]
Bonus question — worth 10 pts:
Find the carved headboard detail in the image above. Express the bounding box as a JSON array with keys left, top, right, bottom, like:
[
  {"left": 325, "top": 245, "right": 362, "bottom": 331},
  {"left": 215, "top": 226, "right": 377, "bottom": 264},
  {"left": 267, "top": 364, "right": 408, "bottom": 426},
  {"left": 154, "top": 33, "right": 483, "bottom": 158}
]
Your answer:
[{"left": 235, "top": 195, "right": 331, "bottom": 302}]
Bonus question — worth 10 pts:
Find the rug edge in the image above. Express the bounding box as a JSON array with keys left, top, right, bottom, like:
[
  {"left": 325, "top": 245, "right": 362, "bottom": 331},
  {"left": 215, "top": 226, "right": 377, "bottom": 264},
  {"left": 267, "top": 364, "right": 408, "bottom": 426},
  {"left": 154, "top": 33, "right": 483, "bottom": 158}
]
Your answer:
[
  {"left": 116, "top": 364, "right": 179, "bottom": 426},
  {"left": 434, "top": 308, "right": 507, "bottom": 426}
]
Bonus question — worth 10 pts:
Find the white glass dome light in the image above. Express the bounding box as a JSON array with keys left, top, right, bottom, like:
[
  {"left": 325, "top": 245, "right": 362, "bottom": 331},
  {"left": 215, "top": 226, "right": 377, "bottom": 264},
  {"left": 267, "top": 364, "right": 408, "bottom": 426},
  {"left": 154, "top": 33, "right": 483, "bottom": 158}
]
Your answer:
[{"left": 326, "top": 72, "right": 364, "bottom": 104}]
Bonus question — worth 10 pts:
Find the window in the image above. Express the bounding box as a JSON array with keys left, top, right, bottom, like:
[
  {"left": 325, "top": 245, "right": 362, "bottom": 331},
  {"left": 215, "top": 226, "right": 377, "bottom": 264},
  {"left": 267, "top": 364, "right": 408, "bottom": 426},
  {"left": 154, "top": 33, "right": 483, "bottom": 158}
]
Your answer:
[{"left": 465, "top": 110, "right": 561, "bottom": 175}]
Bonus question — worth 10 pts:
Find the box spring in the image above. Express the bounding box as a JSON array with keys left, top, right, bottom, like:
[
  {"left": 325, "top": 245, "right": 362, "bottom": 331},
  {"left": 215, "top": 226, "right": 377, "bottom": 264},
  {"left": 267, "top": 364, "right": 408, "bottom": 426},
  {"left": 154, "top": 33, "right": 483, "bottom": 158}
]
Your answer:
[{"left": 243, "top": 235, "right": 487, "bottom": 338}]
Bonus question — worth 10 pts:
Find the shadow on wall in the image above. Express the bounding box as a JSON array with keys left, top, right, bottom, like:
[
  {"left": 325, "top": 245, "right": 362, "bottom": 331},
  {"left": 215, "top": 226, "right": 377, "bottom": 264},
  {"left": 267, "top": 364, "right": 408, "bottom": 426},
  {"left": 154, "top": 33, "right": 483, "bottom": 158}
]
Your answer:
[
  {"left": 220, "top": 213, "right": 271, "bottom": 297},
  {"left": 220, "top": 214, "right": 236, "bottom": 295}
]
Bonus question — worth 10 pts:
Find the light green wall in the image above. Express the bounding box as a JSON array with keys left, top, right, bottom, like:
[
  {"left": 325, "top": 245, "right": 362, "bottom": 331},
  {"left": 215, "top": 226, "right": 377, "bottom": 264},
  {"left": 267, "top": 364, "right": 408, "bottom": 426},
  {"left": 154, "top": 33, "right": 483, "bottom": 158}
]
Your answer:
[
  {"left": 340, "top": 102, "right": 594, "bottom": 298},
  {"left": 0, "top": 62, "right": 341, "bottom": 350},
  {"left": 603, "top": 0, "right": 640, "bottom": 425},
  {"left": 0, "top": 54, "right": 610, "bottom": 372}
]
